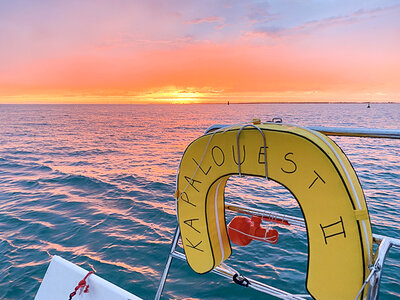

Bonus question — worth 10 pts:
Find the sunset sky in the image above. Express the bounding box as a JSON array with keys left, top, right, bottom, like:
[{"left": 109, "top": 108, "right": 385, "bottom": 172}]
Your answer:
[{"left": 0, "top": 0, "right": 399, "bottom": 103}]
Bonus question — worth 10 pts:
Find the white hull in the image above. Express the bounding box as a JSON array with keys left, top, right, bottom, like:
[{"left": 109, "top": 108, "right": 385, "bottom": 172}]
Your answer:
[{"left": 35, "top": 256, "right": 141, "bottom": 300}]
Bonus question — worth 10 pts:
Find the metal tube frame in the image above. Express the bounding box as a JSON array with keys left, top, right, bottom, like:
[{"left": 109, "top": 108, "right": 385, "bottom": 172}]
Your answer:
[
  {"left": 155, "top": 226, "right": 181, "bottom": 299},
  {"left": 205, "top": 124, "right": 400, "bottom": 139},
  {"left": 155, "top": 125, "right": 400, "bottom": 299},
  {"left": 155, "top": 205, "right": 400, "bottom": 300},
  {"left": 236, "top": 124, "right": 268, "bottom": 178}
]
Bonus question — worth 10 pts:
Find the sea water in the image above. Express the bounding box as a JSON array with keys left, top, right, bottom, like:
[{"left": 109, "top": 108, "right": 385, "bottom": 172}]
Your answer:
[{"left": 0, "top": 103, "right": 399, "bottom": 299}]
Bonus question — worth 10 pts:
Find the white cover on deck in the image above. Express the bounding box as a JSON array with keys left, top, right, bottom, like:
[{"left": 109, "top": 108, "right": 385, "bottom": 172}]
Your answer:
[{"left": 35, "top": 255, "right": 141, "bottom": 300}]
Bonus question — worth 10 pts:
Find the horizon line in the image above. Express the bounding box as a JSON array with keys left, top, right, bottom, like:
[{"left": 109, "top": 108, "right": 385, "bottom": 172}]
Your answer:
[{"left": 0, "top": 101, "right": 399, "bottom": 105}]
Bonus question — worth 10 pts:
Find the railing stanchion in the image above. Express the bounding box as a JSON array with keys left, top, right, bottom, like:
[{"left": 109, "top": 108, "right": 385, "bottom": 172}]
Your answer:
[{"left": 155, "top": 226, "right": 181, "bottom": 300}]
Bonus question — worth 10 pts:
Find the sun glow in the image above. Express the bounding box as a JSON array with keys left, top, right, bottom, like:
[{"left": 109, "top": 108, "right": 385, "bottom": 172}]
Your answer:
[
  {"left": 137, "top": 87, "right": 222, "bottom": 104},
  {"left": 167, "top": 91, "right": 202, "bottom": 104}
]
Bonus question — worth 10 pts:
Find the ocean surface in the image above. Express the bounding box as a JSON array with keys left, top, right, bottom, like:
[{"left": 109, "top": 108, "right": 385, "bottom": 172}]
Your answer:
[{"left": 0, "top": 103, "right": 399, "bottom": 299}]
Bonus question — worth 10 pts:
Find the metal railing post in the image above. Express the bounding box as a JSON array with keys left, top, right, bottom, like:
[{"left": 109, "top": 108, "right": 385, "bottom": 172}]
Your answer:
[
  {"left": 155, "top": 226, "right": 181, "bottom": 300},
  {"left": 367, "top": 238, "right": 393, "bottom": 299}
]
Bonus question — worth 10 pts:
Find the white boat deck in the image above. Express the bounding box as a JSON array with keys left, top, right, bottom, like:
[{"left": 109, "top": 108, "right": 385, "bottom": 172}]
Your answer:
[{"left": 35, "top": 256, "right": 141, "bottom": 300}]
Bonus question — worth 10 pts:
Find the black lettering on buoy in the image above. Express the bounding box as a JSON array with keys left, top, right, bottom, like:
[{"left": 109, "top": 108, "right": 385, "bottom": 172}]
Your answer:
[
  {"left": 232, "top": 145, "right": 246, "bottom": 165},
  {"left": 281, "top": 152, "right": 297, "bottom": 174},
  {"left": 320, "top": 216, "right": 346, "bottom": 245},
  {"left": 184, "top": 218, "right": 201, "bottom": 233},
  {"left": 212, "top": 146, "right": 225, "bottom": 166},
  {"left": 192, "top": 158, "right": 211, "bottom": 176},
  {"left": 186, "top": 238, "right": 204, "bottom": 252},
  {"left": 308, "top": 170, "right": 326, "bottom": 189},
  {"left": 184, "top": 176, "right": 202, "bottom": 192},
  {"left": 180, "top": 192, "right": 196, "bottom": 207},
  {"left": 258, "top": 146, "right": 269, "bottom": 164},
  {"left": 179, "top": 192, "right": 197, "bottom": 207}
]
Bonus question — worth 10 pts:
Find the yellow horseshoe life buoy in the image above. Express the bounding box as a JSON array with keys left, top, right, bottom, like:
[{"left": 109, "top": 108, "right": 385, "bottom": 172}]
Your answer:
[{"left": 176, "top": 123, "right": 373, "bottom": 299}]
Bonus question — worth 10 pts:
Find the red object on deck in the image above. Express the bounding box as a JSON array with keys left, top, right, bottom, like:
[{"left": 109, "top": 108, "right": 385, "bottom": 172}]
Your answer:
[
  {"left": 69, "top": 271, "right": 94, "bottom": 300},
  {"left": 227, "top": 216, "right": 279, "bottom": 246}
]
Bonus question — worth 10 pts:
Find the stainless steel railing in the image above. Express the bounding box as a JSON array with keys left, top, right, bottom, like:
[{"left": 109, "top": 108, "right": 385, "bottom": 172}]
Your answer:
[
  {"left": 205, "top": 124, "right": 400, "bottom": 139},
  {"left": 155, "top": 124, "right": 400, "bottom": 300}
]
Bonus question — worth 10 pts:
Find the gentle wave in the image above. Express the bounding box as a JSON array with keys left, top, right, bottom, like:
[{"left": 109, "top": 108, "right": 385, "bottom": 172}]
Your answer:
[{"left": 0, "top": 103, "right": 399, "bottom": 299}]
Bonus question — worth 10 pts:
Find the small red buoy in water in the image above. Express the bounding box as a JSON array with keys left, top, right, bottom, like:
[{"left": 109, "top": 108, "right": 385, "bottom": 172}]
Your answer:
[{"left": 227, "top": 216, "right": 278, "bottom": 246}]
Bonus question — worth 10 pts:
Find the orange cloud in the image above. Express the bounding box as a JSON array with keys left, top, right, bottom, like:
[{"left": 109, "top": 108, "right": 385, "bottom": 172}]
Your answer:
[{"left": 1, "top": 36, "right": 399, "bottom": 103}]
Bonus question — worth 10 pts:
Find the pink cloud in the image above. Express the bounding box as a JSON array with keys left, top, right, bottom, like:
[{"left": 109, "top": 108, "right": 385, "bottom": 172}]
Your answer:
[
  {"left": 247, "top": 4, "right": 400, "bottom": 38},
  {"left": 186, "top": 16, "right": 224, "bottom": 25}
]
